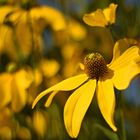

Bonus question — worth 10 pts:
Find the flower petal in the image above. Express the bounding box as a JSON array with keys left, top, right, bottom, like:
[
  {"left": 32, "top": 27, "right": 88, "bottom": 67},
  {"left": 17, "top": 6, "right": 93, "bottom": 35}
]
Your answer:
[
  {"left": 97, "top": 79, "right": 117, "bottom": 131},
  {"left": 64, "top": 88, "right": 81, "bottom": 137},
  {"left": 103, "top": 3, "right": 118, "bottom": 24},
  {"left": 44, "top": 91, "right": 58, "bottom": 107},
  {"left": 11, "top": 70, "right": 32, "bottom": 112},
  {"left": 108, "top": 38, "right": 137, "bottom": 67},
  {"left": 108, "top": 40, "right": 122, "bottom": 66},
  {"left": 32, "top": 74, "right": 88, "bottom": 108},
  {"left": 111, "top": 60, "right": 140, "bottom": 90},
  {"left": 108, "top": 46, "right": 140, "bottom": 89},
  {"left": 109, "top": 46, "right": 140, "bottom": 70},
  {"left": 64, "top": 80, "right": 96, "bottom": 138},
  {"left": 83, "top": 9, "right": 108, "bottom": 27}
]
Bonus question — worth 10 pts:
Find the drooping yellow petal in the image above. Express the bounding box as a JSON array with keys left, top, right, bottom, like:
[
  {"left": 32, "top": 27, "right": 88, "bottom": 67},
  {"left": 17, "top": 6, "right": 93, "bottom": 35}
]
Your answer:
[
  {"left": 111, "top": 60, "right": 140, "bottom": 90},
  {"left": 83, "top": 9, "right": 108, "bottom": 27},
  {"left": 108, "top": 39, "right": 139, "bottom": 67},
  {"left": 64, "top": 80, "right": 96, "bottom": 138},
  {"left": 109, "top": 46, "right": 140, "bottom": 70},
  {"left": 72, "top": 80, "right": 96, "bottom": 137},
  {"left": 97, "top": 79, "right": 117, "bottom": 131},
  {"left": 32, "top": 74, "right": 88, "bottom": 108},
  {"left": 64, "top": 88, "right": 81, "bottom": 137},
  {"left": 103, "top": 3, "right": 118, "bottom": 24},
  {"left": 108, "top": 39, "right": 122, "bottom": 66},
  {"left": 45, "top": 91, "right": 59, "bottom": 107},
  {"left": 109, "top": 45, "right": 140, "bottom": 89}
]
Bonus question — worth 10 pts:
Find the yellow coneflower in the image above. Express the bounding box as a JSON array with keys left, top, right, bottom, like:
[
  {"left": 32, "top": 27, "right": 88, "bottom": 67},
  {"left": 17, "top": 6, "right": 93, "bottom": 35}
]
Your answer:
[
  {"left": 83, "top": 3, "right": 118, "bottom": 27},
  {"left": 32, "top": 41, "right": 140, "bottom": 138}
]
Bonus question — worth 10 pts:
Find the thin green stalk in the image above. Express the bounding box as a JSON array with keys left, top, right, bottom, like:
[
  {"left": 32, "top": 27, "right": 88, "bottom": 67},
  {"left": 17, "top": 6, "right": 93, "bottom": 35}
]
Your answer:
[{"left": 118, "top": 92, "right": 126, "bottom": 140}]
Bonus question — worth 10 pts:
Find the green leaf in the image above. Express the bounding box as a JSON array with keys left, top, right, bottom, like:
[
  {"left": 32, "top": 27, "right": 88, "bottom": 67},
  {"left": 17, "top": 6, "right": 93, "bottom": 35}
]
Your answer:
[{"left": 94, "top": 123, "right": 119, "bottom": 140}]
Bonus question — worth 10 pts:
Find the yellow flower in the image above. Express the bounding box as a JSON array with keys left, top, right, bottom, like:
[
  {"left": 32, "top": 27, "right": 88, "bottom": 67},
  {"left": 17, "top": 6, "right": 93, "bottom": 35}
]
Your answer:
[
  {"left": 32, "top": 40, "right": 140, "bottom": 138},
  {"left": 40, "top": 59, "right": 60, "bottom": 78},
  {"left": 0, "top": 107, "right": 12, "bottom": 139},
  {"left": 33, "top": 111, "right": 47, "bottom": 137},
  {"left": 0, "top": 5, "right": 17, "bottom": 23},
  {"left": 67, "top": 19, "right": 87, "bottom": 41},
  {"left": 11, "top": 69, "right": 33, "bottom": 112},
  {"left": 0, "top": 69, "right": 33, "bottom": 112},
  {"left": 0, "top": 5, "right": 66, "bottom": 60},
  {"left": 30, "top": 6, "right": 66, "bottom": 31},
  {"left": 0, "top": 73, "right": 12, "bottom": 109},
  {"left": 83, "top": 3, "right": 118, "bottom": 27}
]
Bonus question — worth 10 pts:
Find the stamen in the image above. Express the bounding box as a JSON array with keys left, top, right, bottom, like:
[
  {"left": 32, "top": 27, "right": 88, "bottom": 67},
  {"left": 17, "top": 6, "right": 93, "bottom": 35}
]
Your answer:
[{"left": 84, "top": 53, "right": 108, "bottom": 79}]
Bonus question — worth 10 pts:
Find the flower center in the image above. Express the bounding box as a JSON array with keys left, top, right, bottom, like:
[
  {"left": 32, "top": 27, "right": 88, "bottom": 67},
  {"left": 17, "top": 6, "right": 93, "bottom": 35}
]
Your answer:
[{"left": 84, "top": 53, "right": 108, "bottom": 79}]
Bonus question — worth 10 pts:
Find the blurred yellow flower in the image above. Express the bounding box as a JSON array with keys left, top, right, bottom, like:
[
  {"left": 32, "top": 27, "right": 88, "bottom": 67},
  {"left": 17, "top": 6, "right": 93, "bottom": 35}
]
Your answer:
[
  {"left": 0, "top": 73, "right": 12, "bottom": 109},
  {"left": 11, "top": 69, "right": 33, "bottom": 112},
  {"left": 40, "top": 59, "right": 60, "bottom": 78},
  {"left": 0, "top": 5, "right": 17, "bottom": 23},
  {"left": 67, "top": 19, "right": 87, "bottom": 41},
  {"left": 61, "top": 43, "right": 83, "bottom": 77},
  {"left": 33, "top": 111, "right": 47, "bottom": 137},
  {"left": 83, "top": 3, "right": 118, "bottom": 27},
  {"left": 0, "top": 69, "right": 33, "bottom": 112},
  {"left": 32, "top": 40, "right": 140, "bottom": 138},
  {"left": 0, "top": 5, "right": 66, "bottom": 60},
  {"left": 0, "top": 107, "right": 13, "bottom": 139},
  {"left": 32, "top": 69, "right": 43, "bottom": 86},
  {"left": 30, "top": 6, "right": 66, "bottom": 31}
]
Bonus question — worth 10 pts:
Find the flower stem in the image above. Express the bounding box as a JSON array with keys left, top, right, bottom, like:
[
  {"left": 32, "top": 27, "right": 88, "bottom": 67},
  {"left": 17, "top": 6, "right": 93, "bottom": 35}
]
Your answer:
[{"left": 118, "top": 92, "right": 126, "bottom": 140}]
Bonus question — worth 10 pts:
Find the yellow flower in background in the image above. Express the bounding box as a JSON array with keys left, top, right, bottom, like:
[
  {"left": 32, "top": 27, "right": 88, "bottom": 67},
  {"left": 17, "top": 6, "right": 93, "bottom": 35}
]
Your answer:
[
  {"left": 30, "top": 6, "right": 66, "bottom": 31},
  {"left": 0, "top": 73, "right": 12, "bottom": 109},
  {"left": 0, "top": 5, "right": 66, "bottom": 60},
  {"left": 83, "top": 3, "right": 118, "bottom": 27},
  {"left": 67, "top": 19, "right": 87, "bottom": 41},
  {"left": 2, "top": 5, "right": 66, "bottom": 31},
  {"left": 33, "top": 111, "right": 47, "bottom": 137},
  {"left": 32, "top": 40, "right": 140, "bottom": 138},
  {"left": 0, "top": 5, "right": 17, "bottom": 23},
  {"left": 61, "top": 43, "right": 84, "bottom": 77},
  {"left": 11, "top": 69, "right": 33, "bottom": 112},
  {"left": 40, "top": 59, "right": 60, "bottom": 78},
  {"left": 0, "top": 107, "right": 13, "bottom": 139},
  {"left": 0, "top": 69, "right": 33, "bottom": 112}
]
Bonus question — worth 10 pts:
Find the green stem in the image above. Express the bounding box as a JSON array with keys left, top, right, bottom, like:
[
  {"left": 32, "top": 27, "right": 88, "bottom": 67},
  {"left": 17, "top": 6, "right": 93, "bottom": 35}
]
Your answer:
[{"left": 118, "top": 92, "right": 126, "bottom": 140}]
